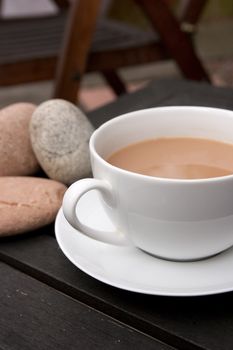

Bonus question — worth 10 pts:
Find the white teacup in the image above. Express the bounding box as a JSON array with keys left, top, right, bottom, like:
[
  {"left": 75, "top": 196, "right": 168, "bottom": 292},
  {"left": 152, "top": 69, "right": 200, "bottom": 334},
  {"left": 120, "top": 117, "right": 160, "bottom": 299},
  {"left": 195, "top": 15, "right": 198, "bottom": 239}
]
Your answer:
[{"left": 62, "top": 106, "right": 233, "bottom": 261}]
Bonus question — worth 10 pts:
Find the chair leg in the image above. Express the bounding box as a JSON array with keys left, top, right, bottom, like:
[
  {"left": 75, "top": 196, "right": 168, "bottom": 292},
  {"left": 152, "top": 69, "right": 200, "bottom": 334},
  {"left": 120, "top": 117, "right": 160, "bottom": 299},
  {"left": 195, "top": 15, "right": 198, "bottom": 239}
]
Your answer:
[
  {"left": 51, "top": 0, "right": 69, "bottom": 9},
  {"left": 102, "top": 70, "right": 127, "bottom": 96},
  {"left": 178, "top": 0, "right": 208, "bottom": 27},
  {"left": 135, "top": 0, "right": 210, "bottom": 82},
  {"left": 54, "top": 0, "right": 102, "bottom": 103}
]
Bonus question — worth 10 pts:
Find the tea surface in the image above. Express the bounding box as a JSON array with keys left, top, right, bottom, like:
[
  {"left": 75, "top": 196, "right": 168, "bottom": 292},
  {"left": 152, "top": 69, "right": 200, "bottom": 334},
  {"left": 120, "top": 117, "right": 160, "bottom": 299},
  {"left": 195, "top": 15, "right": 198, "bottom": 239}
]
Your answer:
[{"left": 107, "top": 137, "right": 233, "bottom": 179}]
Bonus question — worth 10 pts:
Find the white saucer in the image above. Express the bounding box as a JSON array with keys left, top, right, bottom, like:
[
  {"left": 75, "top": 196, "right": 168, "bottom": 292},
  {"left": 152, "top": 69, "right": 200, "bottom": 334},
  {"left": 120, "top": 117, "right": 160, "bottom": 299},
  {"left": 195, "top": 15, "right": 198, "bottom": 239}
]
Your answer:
[{"left": 55, "top": 191, "right": 233, "bottom": 296}]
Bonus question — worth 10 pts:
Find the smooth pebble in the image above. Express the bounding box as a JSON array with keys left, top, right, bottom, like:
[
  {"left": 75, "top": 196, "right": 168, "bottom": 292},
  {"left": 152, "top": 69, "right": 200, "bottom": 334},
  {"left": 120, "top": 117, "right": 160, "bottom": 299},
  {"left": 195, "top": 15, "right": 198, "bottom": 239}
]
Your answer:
[
  {"left": 30, "top": 99, "right": 94, "bottom": 185},
  {"left": 0, "top": 103, "right": 40, "bottom": 176},
  {"left": 0, "top": 177, "right": 67, "bottom": 236}
]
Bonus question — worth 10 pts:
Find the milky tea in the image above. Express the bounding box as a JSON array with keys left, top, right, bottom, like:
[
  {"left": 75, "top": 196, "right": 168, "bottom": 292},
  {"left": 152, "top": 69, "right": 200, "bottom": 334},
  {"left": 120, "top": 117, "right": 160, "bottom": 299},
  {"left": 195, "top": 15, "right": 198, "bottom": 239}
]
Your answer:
[{"left": 107, "top": 137, "right": 233, "bottom": 180}]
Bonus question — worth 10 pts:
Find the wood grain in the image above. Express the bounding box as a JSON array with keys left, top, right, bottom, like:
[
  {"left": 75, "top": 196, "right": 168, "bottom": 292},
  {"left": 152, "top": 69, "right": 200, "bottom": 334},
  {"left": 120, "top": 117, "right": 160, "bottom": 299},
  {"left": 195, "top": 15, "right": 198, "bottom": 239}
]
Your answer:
[
  {"left": 0, "top": 81, "right": 232, "bottom": 350},
  {"left": 0, "top": 261, "right": 173, "bottom": 350},
  {"left": 0, "top": 232, "right": 232, "bottom": 350},
  {"left": 87, "top": 80, "right": 233, "bottom": 128}
]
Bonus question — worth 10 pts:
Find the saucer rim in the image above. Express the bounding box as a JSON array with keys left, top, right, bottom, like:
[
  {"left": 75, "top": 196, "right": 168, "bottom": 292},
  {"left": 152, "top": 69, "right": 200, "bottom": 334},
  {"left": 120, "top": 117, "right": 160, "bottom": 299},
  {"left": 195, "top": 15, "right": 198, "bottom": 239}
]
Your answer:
[{"left": 55, "top": 208, "right": 233, "bottom": 297}]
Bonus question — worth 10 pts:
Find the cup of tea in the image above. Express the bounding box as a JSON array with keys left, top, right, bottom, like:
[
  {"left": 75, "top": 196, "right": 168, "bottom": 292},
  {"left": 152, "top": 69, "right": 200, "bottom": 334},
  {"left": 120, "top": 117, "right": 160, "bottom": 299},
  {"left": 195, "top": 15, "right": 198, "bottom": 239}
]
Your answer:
[{"left": 62, "top": 106, "right": 233, "bottom": 261}]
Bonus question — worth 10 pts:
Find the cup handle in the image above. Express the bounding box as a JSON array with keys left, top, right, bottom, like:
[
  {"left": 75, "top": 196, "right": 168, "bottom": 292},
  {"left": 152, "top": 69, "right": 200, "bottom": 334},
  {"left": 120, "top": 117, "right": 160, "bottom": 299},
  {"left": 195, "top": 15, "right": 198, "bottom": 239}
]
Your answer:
[{"left": 62, "top": 178, "right": 128, "bottom": 245}]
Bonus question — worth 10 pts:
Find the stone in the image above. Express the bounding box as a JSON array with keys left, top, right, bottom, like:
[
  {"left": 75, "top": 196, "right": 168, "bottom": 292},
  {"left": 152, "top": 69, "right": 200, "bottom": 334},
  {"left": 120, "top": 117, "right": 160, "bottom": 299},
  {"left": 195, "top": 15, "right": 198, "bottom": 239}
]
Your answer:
[
  {"left": 30, "top": 99, "right": 94, "bottom": 185},
  {"left": 0, "top": 103, "right": 40, "bottom": 176},
  {"left": 0, "top": 177, "right": 67, "bottom": 236}
]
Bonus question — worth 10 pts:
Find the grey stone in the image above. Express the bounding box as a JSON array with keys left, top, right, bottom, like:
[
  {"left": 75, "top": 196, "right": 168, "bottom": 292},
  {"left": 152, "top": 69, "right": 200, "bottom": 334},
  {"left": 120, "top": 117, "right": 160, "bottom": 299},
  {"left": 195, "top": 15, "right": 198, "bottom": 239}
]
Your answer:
[{"left": 30, "top": 99, "right": 94, "bottom": 185}]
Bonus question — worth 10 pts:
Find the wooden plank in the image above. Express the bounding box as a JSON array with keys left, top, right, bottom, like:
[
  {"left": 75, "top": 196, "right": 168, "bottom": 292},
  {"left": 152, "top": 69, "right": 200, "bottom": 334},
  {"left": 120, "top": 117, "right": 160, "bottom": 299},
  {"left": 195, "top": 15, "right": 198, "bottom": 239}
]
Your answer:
[
  {"left": 0, "top": 232, "right": 230, "bottom": 350},
  {"left": 0, "top": 14, "right": 66, "bottom": 64},
  {"left": 0, "top": 17, "right": 157, "bottom": 63},
  {"left": 87, "top": 43, "right": 168, "bottom": 71},
  {"left": 0, "top": 44, "right": 167, "bottom": 86},
  {"left": 0, "top": 58, "right": 57, "bottom": 86},
  {"left": 0, "top": 262, "right": 171, "bottom": 350},
  {"left": 0, "top": 81, "right": 232, "bottom": 350},
  {"left": 87, "top": 79, "right": 233, "bottom": 128}
]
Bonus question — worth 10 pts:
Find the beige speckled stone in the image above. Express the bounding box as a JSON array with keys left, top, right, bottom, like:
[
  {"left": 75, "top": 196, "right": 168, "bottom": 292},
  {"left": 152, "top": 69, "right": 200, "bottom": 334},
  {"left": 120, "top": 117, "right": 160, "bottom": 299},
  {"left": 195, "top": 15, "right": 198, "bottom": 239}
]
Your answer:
[
  {"left": 0, "top": 103, "right": 40, "bottom": 176},
  {"left": 30, "top": 99, "right": 94, "bottom": 185},
  {"left": 0, "top": 177, "right": 67, "bottom": 236}
]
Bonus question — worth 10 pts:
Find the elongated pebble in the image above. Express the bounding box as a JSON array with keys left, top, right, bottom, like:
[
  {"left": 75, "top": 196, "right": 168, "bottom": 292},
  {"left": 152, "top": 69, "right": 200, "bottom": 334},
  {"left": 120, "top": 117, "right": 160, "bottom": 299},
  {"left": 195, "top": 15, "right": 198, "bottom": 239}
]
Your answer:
[{"left": 0, "top": 177, "right": 67, "bottom": 236}]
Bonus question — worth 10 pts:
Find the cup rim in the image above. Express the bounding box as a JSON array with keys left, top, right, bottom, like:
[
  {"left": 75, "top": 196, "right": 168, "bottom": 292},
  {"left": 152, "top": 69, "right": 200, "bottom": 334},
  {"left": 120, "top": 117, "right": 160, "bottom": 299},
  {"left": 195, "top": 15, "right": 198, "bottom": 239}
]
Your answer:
[{"left": 90, "top": 106, "right": 233, "bottom": 184}]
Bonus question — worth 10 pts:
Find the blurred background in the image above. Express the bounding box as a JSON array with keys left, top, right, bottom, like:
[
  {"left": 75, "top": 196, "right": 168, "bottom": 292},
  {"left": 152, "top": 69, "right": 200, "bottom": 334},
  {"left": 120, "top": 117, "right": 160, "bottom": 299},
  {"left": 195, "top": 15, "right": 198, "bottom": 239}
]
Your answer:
[{"left": 0, "top": 0, "right": 232, "bottom": 111}]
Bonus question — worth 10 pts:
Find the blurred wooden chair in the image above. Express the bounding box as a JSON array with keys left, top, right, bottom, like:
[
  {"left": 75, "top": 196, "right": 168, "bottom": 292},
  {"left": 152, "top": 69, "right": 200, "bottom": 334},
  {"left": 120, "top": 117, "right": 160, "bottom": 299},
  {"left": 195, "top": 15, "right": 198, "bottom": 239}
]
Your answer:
[
  {"left": 0, "top": 0, "right": 210, "bottom": 104},
  {"left": 0, "top": 0, "right": 69, "bottom": 86}
]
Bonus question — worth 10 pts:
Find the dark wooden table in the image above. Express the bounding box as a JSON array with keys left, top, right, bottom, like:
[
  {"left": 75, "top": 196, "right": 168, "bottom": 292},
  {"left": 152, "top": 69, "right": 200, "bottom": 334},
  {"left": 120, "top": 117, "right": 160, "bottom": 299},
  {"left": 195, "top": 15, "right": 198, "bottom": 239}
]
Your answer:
[{"left": 1, "top": 79, "right": 233, "bottom": 350}]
